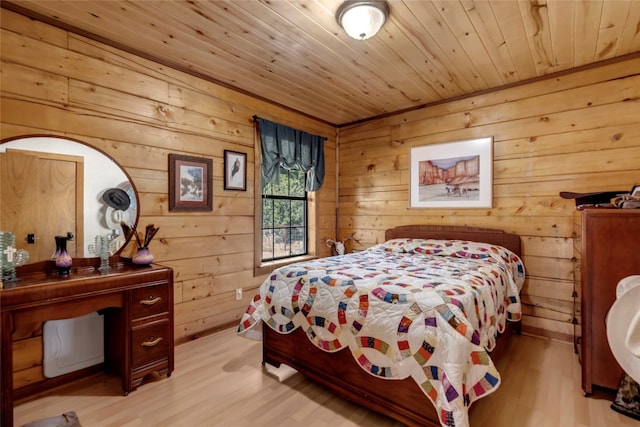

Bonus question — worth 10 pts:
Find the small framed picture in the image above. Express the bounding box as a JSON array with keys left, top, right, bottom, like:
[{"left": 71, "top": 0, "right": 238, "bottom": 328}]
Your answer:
[
  {"left": 632, "top": 185, "right": 640, "bottom": 197},
  {"left": 169, "top": 154, "right": 213, "bottom": 211},
  {"left": 224, "top": 150, "right": 247, "bottom": 191}
]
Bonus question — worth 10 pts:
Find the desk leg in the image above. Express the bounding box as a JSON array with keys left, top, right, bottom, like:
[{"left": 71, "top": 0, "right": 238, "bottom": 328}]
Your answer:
[{"left": 1, "top": 311, "right": 14, "bottom": 427}]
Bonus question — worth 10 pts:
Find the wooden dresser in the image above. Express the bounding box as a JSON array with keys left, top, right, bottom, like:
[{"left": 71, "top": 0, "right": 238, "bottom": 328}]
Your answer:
[
  {"left": 575, "top": 208, "right": 640, "bottom": 395},
  {"left": 1, "top": 258, "right": 174, "bottom": 427}
]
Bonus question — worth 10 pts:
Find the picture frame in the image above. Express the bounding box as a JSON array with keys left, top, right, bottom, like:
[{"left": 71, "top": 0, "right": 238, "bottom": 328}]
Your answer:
[
  {"left": 168, "top": 154, "right": 212, "bottom": 211},
  {"left": 409, "top": 137, "right": 493, "bottom": 209},
  {"left": 224, "top": 150, "right": 247, "bottom": 191}
]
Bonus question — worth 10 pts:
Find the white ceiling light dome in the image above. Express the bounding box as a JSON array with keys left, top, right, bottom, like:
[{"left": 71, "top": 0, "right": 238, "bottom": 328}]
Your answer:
[{"left": 336, "top": 0, "right": 389, "bottom": 40}]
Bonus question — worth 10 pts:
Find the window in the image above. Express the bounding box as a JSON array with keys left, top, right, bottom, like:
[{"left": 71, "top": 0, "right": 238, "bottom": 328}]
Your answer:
[
  {"left": 261, "top": 168, "right": 307, "bottom": 261},
  {"left": 254, "top": 116, "right": 325, "bottom": 268}
]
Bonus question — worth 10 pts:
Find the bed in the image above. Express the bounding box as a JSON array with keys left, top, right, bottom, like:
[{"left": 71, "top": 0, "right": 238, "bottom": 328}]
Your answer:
[{"left": 238, "top": 225, "right": 525, "bottom": 427}]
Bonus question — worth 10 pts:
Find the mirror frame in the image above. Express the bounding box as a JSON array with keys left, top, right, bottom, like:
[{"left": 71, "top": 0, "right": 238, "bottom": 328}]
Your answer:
[{"left": 1, "top": 134, "right": 140, "bottom": 261}]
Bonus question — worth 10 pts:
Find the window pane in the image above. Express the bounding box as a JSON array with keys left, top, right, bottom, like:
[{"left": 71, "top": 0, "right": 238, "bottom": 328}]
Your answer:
[
  {"left": 290, "top": 227, "right": 306, "bottom": 255},
  {"left": 290, "top": 200, "right": 305, "bottom": 226},
  {"left": 273, "top": 200, "right": 290, "bottom": 226},
  {"left": 273, "top": 228, "right": 291, "bottom": 258},
  {"left": 263, "top": 169, "right": 306, "bottom": 197},
  {"left": 265, "top": 174, "right": 289, "bottom": 196},
  {"left": 262, "top": 199, "right": 273, "bottom": 228},
  {"left": 262, "top": 229, "right": 274, "bottom": 261},
  {"left": 263, "top": 181, "right": 273, "bottom": 196},
  {"left": 288, "top": 170, "right": 305, "bottom": 197},
  {"left": 262, "top": 181, "right": 286, "bottom": 196}
]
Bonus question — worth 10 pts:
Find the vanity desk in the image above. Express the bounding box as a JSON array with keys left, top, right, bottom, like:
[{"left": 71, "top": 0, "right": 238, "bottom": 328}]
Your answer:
[{"left": 0, "top": 257, "right": 174, "bottom": 427}]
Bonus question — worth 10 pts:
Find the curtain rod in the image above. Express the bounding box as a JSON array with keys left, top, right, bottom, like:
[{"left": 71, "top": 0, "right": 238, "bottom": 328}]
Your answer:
[{"left": 252, "top": 115, "right": 327, "bottom": 141}]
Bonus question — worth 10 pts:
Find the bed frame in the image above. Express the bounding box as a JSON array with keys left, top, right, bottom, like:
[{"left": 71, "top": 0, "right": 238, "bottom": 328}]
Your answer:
[{"left": 262, "top": 225, "right": 522, "bottom": 427}]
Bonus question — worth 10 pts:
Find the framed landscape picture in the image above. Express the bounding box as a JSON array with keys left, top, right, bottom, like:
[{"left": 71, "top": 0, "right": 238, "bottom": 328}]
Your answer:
[
  {"left": 169, "top": 154, "right": 213, "bottom": 211},
  {"left": 409, "top": 137, "right": 493, "bottom": 209}
]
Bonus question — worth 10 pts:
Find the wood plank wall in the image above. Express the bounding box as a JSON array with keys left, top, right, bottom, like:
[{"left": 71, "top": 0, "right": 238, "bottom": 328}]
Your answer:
[
  {"left": 337, "top": 55, "right": 640, "bottom": 342},
  {"left": 0, "top": 9, "right": 336, "bottom": 389}
]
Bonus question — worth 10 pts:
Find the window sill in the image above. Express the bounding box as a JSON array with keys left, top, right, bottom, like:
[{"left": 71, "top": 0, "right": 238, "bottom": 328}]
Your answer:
[{"left": 255, "top": 254, "right": 317, "bottom": 277}]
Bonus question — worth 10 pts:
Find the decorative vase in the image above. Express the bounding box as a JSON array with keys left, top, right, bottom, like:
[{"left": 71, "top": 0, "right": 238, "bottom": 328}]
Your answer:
[
  {"left": 54, "top": 236, "right": 73, "bottom": 275},
  {"left": 132, "top": 247, "right": 154, "bottom": 265},
  {"left": 51, "top": 245, "right": 60, "bottom": 261}
]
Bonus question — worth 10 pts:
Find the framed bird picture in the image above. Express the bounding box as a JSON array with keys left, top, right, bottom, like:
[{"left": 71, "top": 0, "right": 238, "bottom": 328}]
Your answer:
[{"left": 224, "top": 150, "right": 247, "bottom": 191}]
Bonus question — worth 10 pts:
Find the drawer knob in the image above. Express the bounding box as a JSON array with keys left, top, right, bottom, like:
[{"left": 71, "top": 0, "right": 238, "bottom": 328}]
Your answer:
[
  {"left": 140, "top": 296, "right": 162, "bottom": 306},
  {"left": 141, "top": 336, "right": 163, "bottom": 347}
]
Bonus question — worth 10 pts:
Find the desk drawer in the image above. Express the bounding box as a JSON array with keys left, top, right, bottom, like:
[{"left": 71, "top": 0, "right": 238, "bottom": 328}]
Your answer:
[
  {"left": 131, "top": 319, "right": 170, "bottom": 367},
  {"left": 131, "top": 284, "right": 169, "bottom": 319}
]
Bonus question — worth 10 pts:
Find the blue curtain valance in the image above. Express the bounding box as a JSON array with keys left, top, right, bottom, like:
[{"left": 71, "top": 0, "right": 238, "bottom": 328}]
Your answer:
[{"left": 256, "top": 117, "right": 326, "bottom": 192}]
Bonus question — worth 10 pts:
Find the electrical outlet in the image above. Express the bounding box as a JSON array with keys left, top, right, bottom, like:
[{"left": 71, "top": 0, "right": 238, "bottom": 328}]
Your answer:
[{"left": 235, "top": 288, "right": 242, "bottom": 300}]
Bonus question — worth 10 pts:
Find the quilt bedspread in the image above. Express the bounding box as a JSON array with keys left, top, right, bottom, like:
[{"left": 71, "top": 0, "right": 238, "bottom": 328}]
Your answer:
[{"left": 238, "top": 239, "right": 525, "bottom": 427}]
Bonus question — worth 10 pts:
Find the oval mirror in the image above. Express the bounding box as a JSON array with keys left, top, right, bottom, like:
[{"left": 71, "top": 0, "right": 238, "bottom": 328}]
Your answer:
[{"left": 0, "top": 135, "right": 139, "bottom": 264}]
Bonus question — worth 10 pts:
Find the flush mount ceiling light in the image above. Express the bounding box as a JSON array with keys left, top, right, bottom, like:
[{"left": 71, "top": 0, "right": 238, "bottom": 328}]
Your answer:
[{"left": 336, "top": 0, "right": 389, "bottom": 40}]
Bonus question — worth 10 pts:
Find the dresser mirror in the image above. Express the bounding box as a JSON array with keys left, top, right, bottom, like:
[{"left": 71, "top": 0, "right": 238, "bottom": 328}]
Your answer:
[{"left": 0, "top": 135, "right": 139, "bottom": 263}]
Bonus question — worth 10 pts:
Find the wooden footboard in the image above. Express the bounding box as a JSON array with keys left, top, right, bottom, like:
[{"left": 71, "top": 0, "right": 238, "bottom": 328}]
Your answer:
[
  {"left": 263, "top": 321, "right": 517, "bottom": 427},
  {"left": 263, "top": 324, "right": 438, "bottom": 427}
]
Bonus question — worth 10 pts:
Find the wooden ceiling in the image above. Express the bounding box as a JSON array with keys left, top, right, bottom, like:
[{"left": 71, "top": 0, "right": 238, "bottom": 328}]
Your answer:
[{"left": 4, "top": 0, "right": 640, "bottom": 126}]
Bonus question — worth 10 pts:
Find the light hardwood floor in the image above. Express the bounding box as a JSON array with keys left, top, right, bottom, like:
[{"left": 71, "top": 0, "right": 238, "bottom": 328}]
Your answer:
[{"left": 14, "top": 328, "right": 639, "bottom": 427}]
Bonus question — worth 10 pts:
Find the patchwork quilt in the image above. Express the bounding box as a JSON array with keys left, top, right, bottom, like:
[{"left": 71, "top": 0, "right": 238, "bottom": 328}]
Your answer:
[{"left": 238, "top": 239, "right": 525, "bottom": 427}]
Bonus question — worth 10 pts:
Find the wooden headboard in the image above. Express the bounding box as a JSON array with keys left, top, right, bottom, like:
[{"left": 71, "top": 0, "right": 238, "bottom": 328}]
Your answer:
[{"left": 384, "top": 224, "right": 521, "bottom": 256}]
